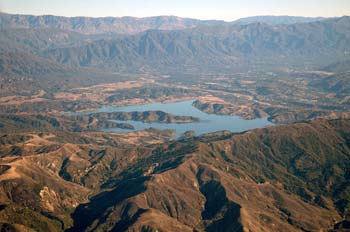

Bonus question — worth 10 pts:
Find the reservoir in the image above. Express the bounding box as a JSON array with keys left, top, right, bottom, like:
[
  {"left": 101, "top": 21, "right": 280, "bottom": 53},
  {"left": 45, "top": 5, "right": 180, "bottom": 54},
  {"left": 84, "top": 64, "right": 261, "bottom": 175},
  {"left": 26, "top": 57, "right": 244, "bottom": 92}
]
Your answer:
[{"left": 84, "top": 100, "right": 274, "bottom": 137}]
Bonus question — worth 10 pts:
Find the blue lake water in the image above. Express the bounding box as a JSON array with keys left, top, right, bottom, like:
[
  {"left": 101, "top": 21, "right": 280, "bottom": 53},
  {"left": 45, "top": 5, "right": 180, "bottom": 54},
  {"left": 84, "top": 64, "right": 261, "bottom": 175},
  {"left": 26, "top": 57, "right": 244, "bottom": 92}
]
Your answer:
[{"left": 85, "top": 100, "right": 274, "bottom": 137}]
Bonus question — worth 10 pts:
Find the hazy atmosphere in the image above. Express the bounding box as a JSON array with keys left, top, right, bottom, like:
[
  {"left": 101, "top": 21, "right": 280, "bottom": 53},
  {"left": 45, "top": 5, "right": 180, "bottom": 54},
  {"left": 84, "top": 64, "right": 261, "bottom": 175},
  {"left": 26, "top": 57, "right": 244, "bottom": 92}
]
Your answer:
[{"left": 1, "top": 0, "right": 349, "bottom": 20}]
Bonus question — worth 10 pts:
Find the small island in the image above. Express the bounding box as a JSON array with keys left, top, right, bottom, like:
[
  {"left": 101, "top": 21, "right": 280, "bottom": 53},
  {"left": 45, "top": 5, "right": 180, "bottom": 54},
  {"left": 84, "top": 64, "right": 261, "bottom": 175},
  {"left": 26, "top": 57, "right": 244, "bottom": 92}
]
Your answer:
[
  {"left": 65, "top": 110, "right": 200, "bottom": 132},
  {"left": 85, "top": 111, "right": 200, "bottom": 124}
]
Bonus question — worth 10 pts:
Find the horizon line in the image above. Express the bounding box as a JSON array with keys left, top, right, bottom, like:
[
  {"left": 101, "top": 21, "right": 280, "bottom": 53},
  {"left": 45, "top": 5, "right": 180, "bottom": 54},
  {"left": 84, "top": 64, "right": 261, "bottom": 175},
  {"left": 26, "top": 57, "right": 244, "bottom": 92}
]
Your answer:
[{"left": 1, "top": 11, "right": 348, "bottom": 22}]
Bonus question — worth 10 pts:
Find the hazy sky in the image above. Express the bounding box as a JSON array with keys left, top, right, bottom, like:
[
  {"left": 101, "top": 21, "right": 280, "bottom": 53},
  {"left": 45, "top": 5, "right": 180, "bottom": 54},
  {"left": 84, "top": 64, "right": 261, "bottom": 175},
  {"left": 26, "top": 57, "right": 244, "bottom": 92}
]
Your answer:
[{"left": 0, "top": 0, "right": 349, "bottom": 21}]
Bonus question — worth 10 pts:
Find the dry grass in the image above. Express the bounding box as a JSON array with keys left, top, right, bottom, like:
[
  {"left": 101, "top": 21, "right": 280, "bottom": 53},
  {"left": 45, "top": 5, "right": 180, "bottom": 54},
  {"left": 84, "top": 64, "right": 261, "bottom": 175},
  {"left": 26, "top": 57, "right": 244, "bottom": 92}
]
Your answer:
[
  {"left": 0, "top": 90, "right": 46, "bottom": 105},
  {"left": 54, "top": 80, "right": 153, "bottom": 102}
]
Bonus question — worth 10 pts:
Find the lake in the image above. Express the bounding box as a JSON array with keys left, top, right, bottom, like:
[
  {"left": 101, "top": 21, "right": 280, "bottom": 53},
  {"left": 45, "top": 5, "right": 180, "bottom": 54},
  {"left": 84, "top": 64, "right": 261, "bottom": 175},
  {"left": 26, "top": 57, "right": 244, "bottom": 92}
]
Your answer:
[{"left": 85, "top": 100, "right": 274, "bottom": 137}]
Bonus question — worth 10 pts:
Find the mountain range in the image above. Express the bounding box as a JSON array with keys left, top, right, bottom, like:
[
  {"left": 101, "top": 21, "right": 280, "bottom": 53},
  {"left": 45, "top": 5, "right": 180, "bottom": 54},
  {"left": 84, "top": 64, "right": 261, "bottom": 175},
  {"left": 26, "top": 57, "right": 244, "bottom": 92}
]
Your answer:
[
  {"left": 1, "top": 13, "right": 350, "bottom": 96},
  {"left": 42, "top": 16, "right": 350, "bottom": 71},
  {"left": 1, "top": 13, "right": 330, "bottom": 35},
  {"left": 0, "top": 13, "right": 223, "bottom": 35}
]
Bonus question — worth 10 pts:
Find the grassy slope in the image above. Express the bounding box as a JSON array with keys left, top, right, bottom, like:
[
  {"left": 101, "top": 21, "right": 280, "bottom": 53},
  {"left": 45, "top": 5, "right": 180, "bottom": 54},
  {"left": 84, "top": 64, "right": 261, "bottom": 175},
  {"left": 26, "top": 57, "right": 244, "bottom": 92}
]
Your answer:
[{"left": 65, "top": 119, "right": 350, "bottom": 231}]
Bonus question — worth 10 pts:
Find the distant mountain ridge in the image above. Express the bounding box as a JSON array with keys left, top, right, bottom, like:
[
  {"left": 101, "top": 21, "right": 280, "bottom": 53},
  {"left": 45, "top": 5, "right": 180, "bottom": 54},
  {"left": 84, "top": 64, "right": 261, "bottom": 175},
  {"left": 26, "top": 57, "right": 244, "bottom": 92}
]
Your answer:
[
  {"left": 0, "top": 13, "right": 333, "bottom": 35},
  {"left": 0, "top": 13, "right": 224, "bottom": 35},
  {"left": 234, "top": 15, "right": 327, "bottom": 25},
  {"left": 40, "top": 16, "right": 350, "bottom": 71}
]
